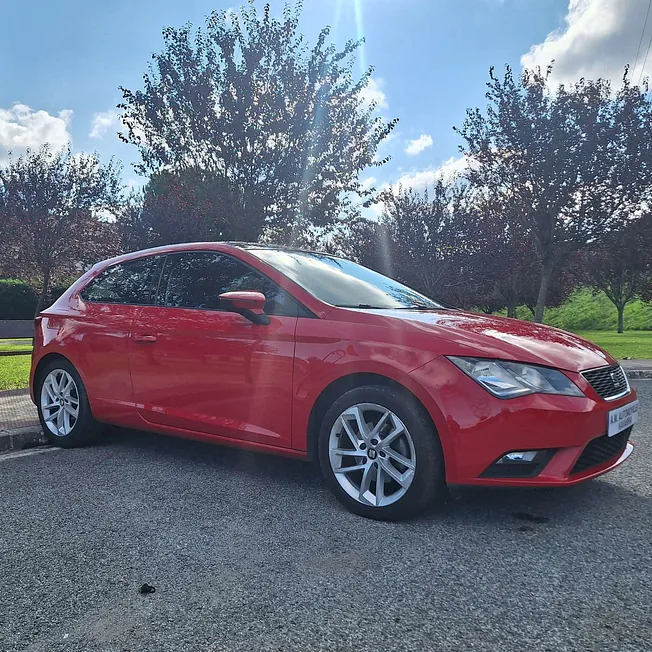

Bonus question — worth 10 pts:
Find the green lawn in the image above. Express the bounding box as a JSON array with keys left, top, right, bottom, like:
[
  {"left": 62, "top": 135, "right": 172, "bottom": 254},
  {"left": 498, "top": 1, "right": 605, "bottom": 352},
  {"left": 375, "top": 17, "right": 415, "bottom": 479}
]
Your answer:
[
  {"left": 0, "top": 338, "right": 33, "bottom": 353},
  {"left": 0, "top": 354, "right": 31, "bottom": 391},
  {"left": 576, "top": 331, "right": 652, "bottom": 359}
]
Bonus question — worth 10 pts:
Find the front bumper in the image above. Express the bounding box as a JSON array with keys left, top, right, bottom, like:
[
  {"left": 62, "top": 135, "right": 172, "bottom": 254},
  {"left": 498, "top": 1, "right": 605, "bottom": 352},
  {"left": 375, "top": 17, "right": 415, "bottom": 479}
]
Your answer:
[{"left": 409, "top": 357, "right": 637, "bottom": 487}]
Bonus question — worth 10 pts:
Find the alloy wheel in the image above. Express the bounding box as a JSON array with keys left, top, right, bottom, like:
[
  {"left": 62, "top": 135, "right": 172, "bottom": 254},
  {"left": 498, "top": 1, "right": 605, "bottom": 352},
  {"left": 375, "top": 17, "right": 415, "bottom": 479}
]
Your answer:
[
  {"left": 40, "top": 369, "right": 80, "bottom": 437},
  {"left": 328, "top": 403, "right": 416, "bottom": 507}
]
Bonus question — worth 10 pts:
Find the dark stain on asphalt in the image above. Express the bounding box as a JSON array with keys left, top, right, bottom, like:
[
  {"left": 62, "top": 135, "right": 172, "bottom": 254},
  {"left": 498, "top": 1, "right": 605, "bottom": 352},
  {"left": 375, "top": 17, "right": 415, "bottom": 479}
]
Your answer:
[
  {"left": 138, "top": 583, "right": 156, "bottom": 595},
  {"left": 512, "top": 512, "right": 550, "bottom": 524}
]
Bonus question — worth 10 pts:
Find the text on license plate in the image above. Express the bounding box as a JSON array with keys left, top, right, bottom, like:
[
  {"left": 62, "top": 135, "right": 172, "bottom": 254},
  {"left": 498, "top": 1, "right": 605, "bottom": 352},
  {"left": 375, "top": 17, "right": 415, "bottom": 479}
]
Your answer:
[{"left": 608, "top": 400, "right": 639, "bottom": 437}]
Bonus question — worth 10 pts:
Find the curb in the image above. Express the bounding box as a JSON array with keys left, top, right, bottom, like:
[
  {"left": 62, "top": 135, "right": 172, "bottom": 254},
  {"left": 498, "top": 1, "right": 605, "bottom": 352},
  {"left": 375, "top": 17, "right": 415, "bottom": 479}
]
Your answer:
[
  {"left": 626, "top": 370, "right": 652, "bottom": 380},
  {"left": 0, "top": 426, "right": 47, "bottom": 454}
]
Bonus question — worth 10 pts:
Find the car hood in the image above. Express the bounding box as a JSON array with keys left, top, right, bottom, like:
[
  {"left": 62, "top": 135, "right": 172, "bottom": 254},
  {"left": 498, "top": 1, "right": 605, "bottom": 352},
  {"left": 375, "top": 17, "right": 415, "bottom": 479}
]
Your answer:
[{"left": 371, "top": 309, "right": 615, "bottom": 372}]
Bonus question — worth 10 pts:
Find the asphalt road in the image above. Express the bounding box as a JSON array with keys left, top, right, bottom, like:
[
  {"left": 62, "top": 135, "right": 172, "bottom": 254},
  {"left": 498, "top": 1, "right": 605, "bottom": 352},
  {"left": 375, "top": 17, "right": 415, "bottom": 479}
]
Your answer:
[{"left": 1, "top": 381, "right": 651, "bottom": 652}]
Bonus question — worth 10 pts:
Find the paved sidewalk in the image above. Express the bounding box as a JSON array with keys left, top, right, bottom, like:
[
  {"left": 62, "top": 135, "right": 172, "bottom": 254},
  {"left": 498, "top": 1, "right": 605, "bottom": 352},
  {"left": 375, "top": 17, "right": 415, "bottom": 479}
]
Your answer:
[
  {"left": 0, "top": 389, "right": 44, "bottom": 453},
  {"left": 0, "top": 389, "right": 38, "bottom": 430},
  {"left": 621, "top": 359, "right": 652, "bottom": 370}
]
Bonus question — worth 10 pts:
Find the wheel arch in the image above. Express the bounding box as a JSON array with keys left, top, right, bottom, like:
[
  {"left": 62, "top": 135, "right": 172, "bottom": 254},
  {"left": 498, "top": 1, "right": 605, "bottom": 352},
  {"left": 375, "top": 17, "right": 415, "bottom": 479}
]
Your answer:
[
  {"left": 33, "top": 352, "right": 75, "bottom": 387},
  {"left": 32, "top": 352, "right": 88, "bottom": 409},
  {"left": 305, "top": 372, "right": 440, "bottom": 463}
]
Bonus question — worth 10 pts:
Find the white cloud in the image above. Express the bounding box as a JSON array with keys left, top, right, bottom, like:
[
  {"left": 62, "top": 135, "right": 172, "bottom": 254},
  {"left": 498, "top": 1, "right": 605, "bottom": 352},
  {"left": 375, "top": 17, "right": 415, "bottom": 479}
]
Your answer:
[
  {"left": 405, "top": 134, "right": 433, "bottom": 156},
  {"left": 126, "top": 177, "right": 145, "bottom": 190},
  {"left": 521, "top": 0, "right": 652, "bottom": 87},
  {"left": 359, "top": 77, "right": 389, "bottom": 111},
  {"left": 90, "top": 110, "right": 119, "bottom": 139},
  {"left": 359, "top": 156, "right": 470, "bottom": 221},
  {"left": 394, "top": 155, "right": 470, "bottom": 191},
  {"left": 0, "top": 104, "right": 72, "bottom": 154}
]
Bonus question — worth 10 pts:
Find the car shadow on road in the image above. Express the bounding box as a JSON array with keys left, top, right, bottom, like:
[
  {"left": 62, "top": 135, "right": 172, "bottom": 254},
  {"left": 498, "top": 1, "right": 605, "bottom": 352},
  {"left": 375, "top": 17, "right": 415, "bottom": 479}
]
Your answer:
[{"left": 102, "top": 427, "right": 650, "bottom": 530}]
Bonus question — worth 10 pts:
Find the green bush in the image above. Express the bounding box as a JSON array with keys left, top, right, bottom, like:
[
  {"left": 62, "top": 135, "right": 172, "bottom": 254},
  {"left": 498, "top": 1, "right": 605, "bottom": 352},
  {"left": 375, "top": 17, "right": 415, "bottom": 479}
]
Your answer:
[{"left": 0, "top": 279, "right": 38, "bottom": 319}]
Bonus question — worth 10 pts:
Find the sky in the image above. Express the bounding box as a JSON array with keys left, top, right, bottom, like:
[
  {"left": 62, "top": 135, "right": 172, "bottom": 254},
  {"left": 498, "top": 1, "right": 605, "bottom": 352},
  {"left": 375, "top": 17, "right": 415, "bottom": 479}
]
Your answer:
[{"left": 1, "top": 0, "right": 651, "bottom": 199}]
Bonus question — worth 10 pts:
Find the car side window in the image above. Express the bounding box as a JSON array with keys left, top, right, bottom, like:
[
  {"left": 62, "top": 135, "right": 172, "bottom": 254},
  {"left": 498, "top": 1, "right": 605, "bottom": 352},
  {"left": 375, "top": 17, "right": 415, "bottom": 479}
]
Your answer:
[
  {"left": 160, "top": 252, "right": 300, "bottom": 316},
  {"left": 81, "top": 256, "right": 162, "bottom": 305}
]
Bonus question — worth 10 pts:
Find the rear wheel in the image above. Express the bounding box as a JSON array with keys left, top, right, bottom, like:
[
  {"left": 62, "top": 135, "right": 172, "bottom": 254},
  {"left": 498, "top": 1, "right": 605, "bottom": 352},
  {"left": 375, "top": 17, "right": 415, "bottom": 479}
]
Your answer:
[
  {"left": 318, "top": 385, "right": 444, "bottom": 520},
  {"left": 36, "top": 359, "right": 100, "bottom": 448}
]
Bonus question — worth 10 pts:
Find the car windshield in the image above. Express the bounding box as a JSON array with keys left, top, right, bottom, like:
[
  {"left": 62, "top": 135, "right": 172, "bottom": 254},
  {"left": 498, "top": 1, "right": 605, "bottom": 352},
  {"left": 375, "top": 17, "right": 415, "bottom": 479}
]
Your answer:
[{"left": 251, "top": 249, "right": 445, "bottom": 310}]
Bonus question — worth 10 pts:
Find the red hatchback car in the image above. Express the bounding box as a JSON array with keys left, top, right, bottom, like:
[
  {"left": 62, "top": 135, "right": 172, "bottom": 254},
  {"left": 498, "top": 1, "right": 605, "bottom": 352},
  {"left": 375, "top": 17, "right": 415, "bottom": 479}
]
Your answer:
[{"left": 30, "top": 242, "right": 638, "bottom": 519}]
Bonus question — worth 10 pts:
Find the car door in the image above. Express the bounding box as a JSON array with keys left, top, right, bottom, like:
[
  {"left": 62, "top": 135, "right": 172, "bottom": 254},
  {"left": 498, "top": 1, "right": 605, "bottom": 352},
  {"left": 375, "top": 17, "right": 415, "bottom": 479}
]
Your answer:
[
  {"left": 129, "top": 251, "right": 300, "bottom": 449},
  {"left": 75, "top": 255, "right": 164, "bottom": 424}
]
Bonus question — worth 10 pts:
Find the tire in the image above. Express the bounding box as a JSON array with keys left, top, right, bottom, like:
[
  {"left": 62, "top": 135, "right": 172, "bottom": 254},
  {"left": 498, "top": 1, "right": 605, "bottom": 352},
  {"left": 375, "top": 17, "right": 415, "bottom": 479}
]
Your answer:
[
  {"left": 318, "top": 385, "right": 444, "bottom": 521},
  {"left": 36, "top": 358, "right": 101, "bottom": 448}
]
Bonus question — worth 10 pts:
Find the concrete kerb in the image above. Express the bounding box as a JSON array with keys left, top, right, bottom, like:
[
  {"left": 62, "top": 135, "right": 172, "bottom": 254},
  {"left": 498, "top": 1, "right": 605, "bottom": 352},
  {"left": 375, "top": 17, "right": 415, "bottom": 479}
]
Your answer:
[
  {"left": 0, "top": 426, "right": 47, "bottom": 454},
  {"left": 626, "top": 369, "right": 652, "bottom": 380}
]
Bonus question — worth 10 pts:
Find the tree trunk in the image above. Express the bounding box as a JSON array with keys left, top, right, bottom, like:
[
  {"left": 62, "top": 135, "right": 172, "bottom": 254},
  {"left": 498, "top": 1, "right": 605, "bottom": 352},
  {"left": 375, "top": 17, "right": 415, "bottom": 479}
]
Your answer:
[
  {"left": 534, "top": 261, "right": 554, "bottom": 324},
  {"left": 506, "top": 297, "right": 517, "bottom": 318},
  {"left": 617, "top": 304, "right": 625, "bottom": 334},
  {"left": 35, "top": 270, "right": 51, "bottom": 316}
]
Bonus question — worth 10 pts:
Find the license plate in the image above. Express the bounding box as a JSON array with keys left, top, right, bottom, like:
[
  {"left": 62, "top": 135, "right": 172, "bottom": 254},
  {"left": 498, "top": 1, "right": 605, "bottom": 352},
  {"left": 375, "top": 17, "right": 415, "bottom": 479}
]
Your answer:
[{"left": 607, "top": 400, "right": 639, "bottom": 437}]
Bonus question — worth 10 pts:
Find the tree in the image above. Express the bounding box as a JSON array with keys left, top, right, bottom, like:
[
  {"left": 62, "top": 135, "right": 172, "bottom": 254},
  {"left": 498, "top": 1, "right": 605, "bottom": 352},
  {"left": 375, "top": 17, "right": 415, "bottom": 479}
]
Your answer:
[
  {"left": 0, "top": 146, "right": 121, "bottom": 313},
  {"left": 334, "top": 180, "right": 467, "bottom": 306},
  {"left": 455, "top": 198, "right": 538, "bottom": 316},
  {"left": 119, "top": 168, "right": 249, "bottom": 250},
  {"left": 584, "top": 215, "right": 652, "bottom": 333},
  {"left": 118, "top": 1, "right": 398, "bottom": 244},
  {"left": 455, "top": 65, "right": 652, "bottom": 322}
]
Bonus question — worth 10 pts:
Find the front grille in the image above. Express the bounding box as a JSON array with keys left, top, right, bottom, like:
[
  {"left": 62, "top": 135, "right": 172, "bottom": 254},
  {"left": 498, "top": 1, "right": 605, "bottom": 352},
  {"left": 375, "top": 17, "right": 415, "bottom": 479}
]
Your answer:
[
  {"left": 581, "top": 365, "right": 630, "bottom": 400},
  {"left": 571, "top": 428, "right": 631, "bottom": 475}
]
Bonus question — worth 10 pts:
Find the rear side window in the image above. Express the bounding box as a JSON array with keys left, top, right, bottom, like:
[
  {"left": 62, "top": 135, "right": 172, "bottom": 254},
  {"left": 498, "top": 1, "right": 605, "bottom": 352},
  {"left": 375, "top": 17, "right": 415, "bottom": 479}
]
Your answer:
[
  {"left": 160, "top": 252, "right": 301, "bottom": 316},
  {"left": 81, "top": 257, "right": 161, "bottom": 305}
]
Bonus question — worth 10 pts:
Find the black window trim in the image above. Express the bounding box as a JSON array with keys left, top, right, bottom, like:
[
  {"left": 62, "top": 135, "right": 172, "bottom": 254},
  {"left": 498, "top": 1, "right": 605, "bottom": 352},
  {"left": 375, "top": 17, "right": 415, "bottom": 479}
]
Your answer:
[
  {"left": 80, "top": 254, "right": 166, "bottom": 307},
  {"left": 154, "top": 249, "right": 317, "bottom": 319}
]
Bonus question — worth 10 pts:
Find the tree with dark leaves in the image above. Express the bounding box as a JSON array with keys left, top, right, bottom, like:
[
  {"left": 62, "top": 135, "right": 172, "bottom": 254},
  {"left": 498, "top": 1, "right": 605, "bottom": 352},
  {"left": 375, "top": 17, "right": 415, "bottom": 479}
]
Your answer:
[
  {"left": 119, "top": 168, "right": 248, "bottom": 251},
  {"left": 0, "top": 146, "right": 121, "bottom": 313},
  {"left": 455, "top": 65, "right": 652, "bottom": 323},
  {"left": 335, "top": 180, "right": 467, "bottom": 306},
  {"left": 118, "top": 1, "right": 398, "bottom": 244}
]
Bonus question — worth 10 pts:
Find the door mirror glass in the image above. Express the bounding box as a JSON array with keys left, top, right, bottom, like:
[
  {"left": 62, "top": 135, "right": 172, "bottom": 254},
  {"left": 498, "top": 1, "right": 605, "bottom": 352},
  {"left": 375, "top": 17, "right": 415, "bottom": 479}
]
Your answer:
[{"left": 219, "top": 291, "right": 270, "bottom": 325}]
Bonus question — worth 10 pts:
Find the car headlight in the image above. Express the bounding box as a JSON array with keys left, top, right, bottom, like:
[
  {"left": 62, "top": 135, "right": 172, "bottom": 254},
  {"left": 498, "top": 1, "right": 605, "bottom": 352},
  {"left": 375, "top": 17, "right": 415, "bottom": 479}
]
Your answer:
[{"left": 447, "top": 356, "right": 584, "bottom": 399}]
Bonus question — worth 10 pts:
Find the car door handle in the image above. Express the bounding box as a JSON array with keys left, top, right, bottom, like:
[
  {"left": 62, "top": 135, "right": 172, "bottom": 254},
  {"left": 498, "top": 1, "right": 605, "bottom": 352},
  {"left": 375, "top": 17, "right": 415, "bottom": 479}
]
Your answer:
[{"left": 133, "top": 334, "right": 158, "bottom": 343}]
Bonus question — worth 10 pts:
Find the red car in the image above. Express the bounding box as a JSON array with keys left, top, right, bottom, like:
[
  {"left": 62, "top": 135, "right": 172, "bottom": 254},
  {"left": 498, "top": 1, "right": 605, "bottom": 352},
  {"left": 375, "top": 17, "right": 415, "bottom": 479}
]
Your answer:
[{"left": 30, "top": 243, "right": 638, "bottom": 520}]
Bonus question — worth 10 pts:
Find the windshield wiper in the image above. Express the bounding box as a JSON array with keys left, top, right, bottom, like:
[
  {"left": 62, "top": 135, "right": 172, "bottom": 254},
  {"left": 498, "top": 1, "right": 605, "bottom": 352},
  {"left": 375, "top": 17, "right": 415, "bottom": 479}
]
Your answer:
[
  {"left": 394, "top": 305, "right": 441, "bottom": 310},
  {"left": 335, "top": 304, "right": 388, "bottom": 309}
]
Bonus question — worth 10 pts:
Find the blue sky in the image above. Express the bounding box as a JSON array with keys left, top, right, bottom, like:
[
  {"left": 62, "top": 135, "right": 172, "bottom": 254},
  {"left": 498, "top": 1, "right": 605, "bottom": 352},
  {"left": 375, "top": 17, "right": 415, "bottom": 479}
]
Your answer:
[{"left": 1, "top": 0, "right": 649, "bottom": 194}]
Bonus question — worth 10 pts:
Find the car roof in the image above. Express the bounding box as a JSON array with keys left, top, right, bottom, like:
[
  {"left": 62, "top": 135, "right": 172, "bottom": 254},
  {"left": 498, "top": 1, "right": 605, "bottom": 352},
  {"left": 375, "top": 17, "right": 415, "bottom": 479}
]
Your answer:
[{"left": 93, "top": 241, "right": 338, "bottom": 269}]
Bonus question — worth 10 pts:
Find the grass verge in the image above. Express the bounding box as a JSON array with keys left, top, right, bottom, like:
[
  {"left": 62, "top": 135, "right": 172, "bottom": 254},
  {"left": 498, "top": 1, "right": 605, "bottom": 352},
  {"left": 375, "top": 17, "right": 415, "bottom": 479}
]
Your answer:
[
  {"left": 576, "top": 331, "right": 652, "bottom": 359},
  {"left": 0, "top": 355, "right": 31, "bottom": 391},
  {"left": 0, "top": 338, "right": 33, "bottom": 353}
]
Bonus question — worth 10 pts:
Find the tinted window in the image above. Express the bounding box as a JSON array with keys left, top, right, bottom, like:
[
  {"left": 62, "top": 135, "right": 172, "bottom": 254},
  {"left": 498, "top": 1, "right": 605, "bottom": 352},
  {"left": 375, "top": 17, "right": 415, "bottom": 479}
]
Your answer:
[
  {"left": 160, "top": 252, "right": 300, "bottom": 316},
  {"left": 251, "top": 249, "right": 444, "bottom": 310},
  {"left": 82, "top": 257, "right": 161, "bottom": 305}
]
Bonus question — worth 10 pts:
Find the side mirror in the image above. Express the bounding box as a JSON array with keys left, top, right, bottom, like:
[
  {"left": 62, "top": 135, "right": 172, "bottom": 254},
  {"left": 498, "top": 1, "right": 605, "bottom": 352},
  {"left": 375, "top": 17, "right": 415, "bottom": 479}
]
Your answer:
[{"left": 218, "top": 291, "right": 270, "bottom": 325}]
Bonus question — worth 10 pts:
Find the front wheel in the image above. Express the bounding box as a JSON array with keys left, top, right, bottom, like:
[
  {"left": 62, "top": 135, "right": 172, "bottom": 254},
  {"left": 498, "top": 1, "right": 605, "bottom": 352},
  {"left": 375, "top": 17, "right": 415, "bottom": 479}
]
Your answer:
[
  {"left": 36, "top": 359, "right": 100, "bottom": 448},
  {"left": 318, "top": 385, "right": 444, "bottom": 520}
]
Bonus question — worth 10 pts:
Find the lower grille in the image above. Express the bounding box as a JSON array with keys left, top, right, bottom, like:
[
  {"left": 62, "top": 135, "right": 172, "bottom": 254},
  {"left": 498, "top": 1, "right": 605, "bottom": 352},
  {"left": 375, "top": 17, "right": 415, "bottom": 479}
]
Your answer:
[{"left": 571, "top": 428, "right": 631, "bottom": 475}]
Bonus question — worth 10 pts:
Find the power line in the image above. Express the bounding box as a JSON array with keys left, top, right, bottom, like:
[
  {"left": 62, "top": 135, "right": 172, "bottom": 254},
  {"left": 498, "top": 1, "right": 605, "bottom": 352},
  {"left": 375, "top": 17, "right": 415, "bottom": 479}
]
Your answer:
[
  {"left": 633, "top": 0, "right": 652, "bottom": 76},
  {"left": 639, "top": 27, "right": 652, "bottom": 86}
]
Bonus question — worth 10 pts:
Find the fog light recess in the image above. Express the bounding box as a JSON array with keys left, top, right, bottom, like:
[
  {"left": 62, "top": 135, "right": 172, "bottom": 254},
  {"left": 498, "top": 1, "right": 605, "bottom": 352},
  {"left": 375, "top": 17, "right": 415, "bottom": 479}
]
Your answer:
[{"left": 480, "top": 449, "right": 556, "bottom": 479}]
